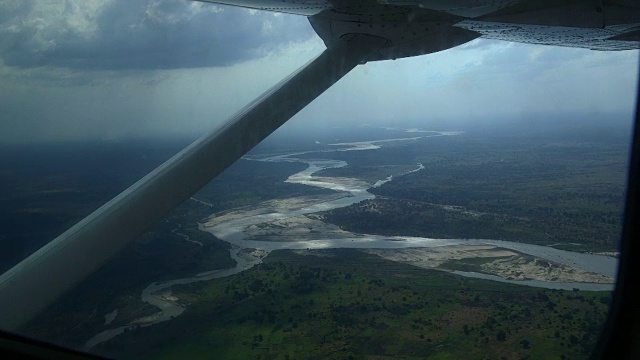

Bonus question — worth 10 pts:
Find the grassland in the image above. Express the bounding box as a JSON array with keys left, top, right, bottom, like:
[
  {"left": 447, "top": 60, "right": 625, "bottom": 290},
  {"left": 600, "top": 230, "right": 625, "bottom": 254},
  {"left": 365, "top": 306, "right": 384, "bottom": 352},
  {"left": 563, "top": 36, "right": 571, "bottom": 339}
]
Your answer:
[{"left": 93, "top": 249, "right": 610, "bottom": 360}]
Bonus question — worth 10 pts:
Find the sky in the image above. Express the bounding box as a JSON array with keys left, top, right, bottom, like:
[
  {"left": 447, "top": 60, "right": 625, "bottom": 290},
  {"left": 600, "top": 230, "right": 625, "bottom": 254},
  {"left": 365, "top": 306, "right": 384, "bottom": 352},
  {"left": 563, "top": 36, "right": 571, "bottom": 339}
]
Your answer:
[{"left": 0, "top": 0, "right": 638, "bottom": 144}]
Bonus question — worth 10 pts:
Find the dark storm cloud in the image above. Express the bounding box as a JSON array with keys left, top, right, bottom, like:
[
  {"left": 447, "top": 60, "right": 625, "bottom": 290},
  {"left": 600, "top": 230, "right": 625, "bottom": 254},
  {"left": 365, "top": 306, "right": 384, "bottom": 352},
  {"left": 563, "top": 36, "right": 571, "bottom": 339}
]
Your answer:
[{"left": 0, "top": 0, "right": 315, "bottom": 70}]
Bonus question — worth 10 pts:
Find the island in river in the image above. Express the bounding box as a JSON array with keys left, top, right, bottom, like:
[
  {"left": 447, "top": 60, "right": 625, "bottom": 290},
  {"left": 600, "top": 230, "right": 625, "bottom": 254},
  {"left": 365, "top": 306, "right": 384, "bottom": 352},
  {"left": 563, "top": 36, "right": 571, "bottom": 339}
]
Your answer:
[{"left": 15, "top": 123, "right": 628, "bottom": 360}]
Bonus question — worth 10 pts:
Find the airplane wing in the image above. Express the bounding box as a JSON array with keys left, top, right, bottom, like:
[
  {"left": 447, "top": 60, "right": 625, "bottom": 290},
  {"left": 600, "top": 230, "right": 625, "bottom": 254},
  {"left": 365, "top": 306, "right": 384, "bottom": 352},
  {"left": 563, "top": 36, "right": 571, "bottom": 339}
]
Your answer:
[
  {"left": 198, "top": 0, "right": 640, "bottom": 54},
  {"left": 1, "top": 0, "right": 638, "bottom": 330},
  {"left": 0, "top": 33, "right": 385, "bottom": 329}
]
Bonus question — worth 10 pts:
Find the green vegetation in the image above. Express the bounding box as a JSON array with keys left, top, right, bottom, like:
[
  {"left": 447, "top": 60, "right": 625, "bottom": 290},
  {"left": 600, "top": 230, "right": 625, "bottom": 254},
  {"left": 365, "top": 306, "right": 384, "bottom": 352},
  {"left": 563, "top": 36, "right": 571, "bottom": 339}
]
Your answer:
[
  {"left": 0, "top": 140, "right": 196, "bottom": 273},
  {"left": 21, "top": 199, "right": 235, "bottom": 347},
  {"left": 7, "top": 123, "right": 628, "bottom": 358},
  {"left": 321, "top": 134, "right": 627, "bottom": 252},
  {"left": 20, "top": 153, "right": 341, "bottom": 348},
  {"left": 94, "top": 249, "right": 611, "bottom": 360}
]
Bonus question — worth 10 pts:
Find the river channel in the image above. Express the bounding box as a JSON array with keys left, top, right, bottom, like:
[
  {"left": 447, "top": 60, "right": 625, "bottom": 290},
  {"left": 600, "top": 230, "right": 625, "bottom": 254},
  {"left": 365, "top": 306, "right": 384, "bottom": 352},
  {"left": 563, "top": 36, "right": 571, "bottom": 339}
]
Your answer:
[{"left": 85, "top": 133, "right": 619, "bottom": 349}]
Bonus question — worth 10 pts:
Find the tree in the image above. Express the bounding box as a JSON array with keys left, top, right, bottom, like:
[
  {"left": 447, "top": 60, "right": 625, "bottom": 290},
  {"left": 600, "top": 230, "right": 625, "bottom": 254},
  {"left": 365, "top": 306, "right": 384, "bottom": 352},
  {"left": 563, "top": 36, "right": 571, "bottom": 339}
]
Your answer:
[
  {"left": 570, "top": 335, "right": 580, "bottom": 345},
  {"left": 496, "top": 330, "right": 507, "bottom": 341}
]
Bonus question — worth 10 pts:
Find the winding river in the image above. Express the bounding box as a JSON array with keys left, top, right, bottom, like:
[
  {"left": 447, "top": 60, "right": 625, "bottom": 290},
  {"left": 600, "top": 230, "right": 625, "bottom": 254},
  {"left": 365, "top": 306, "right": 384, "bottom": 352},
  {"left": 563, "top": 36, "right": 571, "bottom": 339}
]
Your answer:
[{"left": 85, "top": 133, "right": 619, "bottom": 349}]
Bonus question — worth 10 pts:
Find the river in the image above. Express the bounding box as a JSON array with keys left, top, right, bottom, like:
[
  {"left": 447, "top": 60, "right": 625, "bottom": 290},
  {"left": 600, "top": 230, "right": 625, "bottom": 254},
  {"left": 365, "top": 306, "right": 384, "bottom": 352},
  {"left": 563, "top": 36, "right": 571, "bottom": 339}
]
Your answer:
[{"left": 85, "top": 132, "right": 618, "bottom": 348}]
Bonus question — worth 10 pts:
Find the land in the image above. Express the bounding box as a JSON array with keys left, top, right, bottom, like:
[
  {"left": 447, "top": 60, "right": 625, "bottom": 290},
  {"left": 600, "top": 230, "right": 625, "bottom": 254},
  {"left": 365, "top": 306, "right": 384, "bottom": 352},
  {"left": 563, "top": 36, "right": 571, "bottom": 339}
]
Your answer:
[
  {"left": 201, "top": 199, "right": 614, "bottom": 284},
  {"left": 93, "top": 249, "right": 612, "bottom": 360},
  {"left": 0, "top": 140, "right": 335, "bottom": 273},
  {"left": 243, "top": 214, "right": 355, "bottom": 242},
  {"left": 2, "top": 120, "right": 630, "bottom": 359},
  {"left": 205, "top": 194, "right": 348, "bottom": 229},
  {"left": 10, "top": 142, "right": 335, "bottom": 347},
  {"left": 319, "top": 131, "right": 628, "bottom": 253},
  {"left": 366, "top": 247, "right": 612, "bottom": 284}
]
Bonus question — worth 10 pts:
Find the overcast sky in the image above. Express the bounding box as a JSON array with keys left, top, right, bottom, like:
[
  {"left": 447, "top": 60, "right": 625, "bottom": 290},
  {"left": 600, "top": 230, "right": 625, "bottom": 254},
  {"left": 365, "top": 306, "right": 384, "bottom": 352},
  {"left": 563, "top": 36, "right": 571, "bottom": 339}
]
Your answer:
[{"left": 0, "top": 0, "right": 638, "bottom": 144}]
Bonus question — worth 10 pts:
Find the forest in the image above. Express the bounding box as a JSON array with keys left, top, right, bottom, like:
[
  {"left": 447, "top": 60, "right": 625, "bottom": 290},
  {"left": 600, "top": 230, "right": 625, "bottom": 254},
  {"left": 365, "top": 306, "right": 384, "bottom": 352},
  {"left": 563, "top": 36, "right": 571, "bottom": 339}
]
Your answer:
[
  {"left": 4, "top": 119, "right": 629, "bottom": 358},
  {"left": 93, "top": 249, "right": 611, "bottom": 360},
  {"left": 320, "top": 130, "right": 628, "bottom": 252}
]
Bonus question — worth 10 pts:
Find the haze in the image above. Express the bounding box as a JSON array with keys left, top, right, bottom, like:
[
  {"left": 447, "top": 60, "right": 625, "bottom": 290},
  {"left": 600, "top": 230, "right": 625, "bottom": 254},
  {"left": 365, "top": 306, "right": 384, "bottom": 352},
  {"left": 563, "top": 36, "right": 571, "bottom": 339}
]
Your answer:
[{"left": 0, "top": 0, "right": 638, "bottom": 144}]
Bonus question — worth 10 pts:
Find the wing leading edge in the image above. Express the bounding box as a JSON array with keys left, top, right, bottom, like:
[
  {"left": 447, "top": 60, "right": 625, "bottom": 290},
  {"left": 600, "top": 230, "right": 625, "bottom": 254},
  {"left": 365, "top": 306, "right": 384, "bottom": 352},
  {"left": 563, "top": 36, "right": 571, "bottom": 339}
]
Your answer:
[
  {"left": 199, "top": 0, "right": 640, "bottom": 55},
  {"left": 0, "top": 34, "right": 386, "bottom": 330}
]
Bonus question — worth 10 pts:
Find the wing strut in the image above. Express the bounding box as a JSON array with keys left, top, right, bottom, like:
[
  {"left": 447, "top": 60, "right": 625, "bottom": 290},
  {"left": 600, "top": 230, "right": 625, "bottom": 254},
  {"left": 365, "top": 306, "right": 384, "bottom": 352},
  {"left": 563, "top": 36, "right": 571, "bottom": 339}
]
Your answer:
[{"left": 0, "top": 34, "right": 386, "bottom": 330}]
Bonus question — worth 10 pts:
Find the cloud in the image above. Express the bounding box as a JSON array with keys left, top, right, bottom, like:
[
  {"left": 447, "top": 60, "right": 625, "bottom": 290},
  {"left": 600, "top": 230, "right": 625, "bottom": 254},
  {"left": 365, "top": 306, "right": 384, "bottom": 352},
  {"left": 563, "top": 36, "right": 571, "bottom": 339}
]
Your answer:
[
  {"left": 0, "top": 36, "right": 327, "bottom": 144},
  {"left": 0, "top": 1, "right": 637, "bottom": 144},
  {"left": 0, "top": 0, "right": 314, "bottom": 70},
  {"left": 286, "top": 41, "right": 639, "bottom": 133}
]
